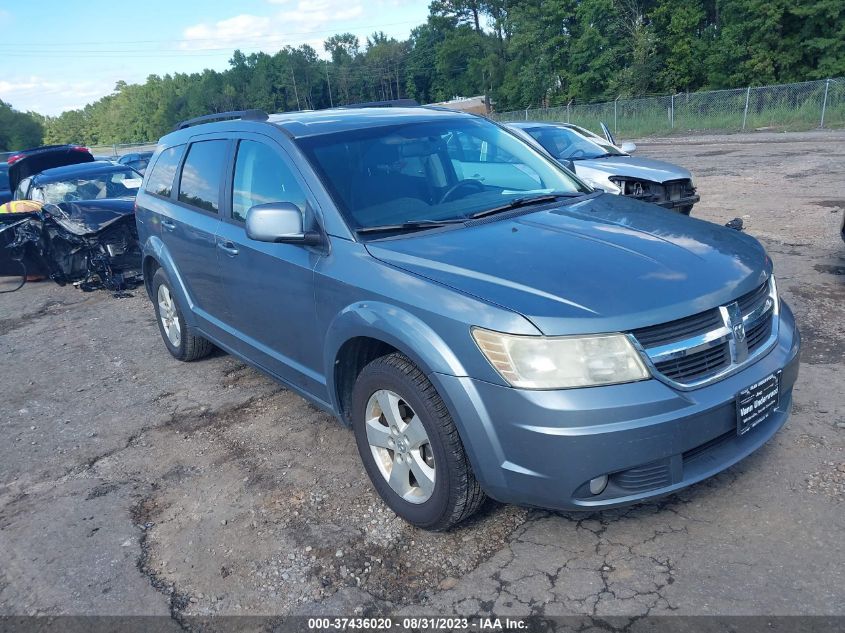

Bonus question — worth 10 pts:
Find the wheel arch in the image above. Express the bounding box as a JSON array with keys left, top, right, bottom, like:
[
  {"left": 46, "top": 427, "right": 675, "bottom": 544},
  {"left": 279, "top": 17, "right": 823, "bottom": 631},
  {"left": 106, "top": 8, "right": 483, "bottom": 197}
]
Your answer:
[
  {"left": 325, "top": 302, "right": 469, "bottom": 425},
  {"left": 140, "top": 236, "right": 198, "bottom": 328}
]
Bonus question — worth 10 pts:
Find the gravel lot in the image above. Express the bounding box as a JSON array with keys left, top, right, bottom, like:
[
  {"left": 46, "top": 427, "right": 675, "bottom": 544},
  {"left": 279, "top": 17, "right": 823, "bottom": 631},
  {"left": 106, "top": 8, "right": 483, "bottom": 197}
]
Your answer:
[{"left": 1, "top": 130, "right": 843, "bottom": 624}]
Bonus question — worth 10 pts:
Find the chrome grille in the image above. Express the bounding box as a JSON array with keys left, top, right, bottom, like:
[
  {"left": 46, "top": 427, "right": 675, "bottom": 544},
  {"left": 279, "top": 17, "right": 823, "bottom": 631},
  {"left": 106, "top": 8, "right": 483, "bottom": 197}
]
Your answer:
[
  {"left": 737, "top": 282, "right": 770, "bottom": 315},
  {"left": 631, "top": 276, "right": 779, "bottom": 388},
  {"left": 654, "top": 343, "right": 731, "bottom": 382},
  {"left": 632, "top": 308, "right": 722, "bottom": 348},
  {"left": 746, "top": 313, "right": 773, "bottom": 352}
]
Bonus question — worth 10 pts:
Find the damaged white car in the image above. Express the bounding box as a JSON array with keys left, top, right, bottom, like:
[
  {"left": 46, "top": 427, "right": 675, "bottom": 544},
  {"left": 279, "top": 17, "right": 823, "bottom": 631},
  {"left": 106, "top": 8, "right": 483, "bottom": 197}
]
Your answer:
[{"left": 506, "top": 121, "right": 700, "bottom": 215}]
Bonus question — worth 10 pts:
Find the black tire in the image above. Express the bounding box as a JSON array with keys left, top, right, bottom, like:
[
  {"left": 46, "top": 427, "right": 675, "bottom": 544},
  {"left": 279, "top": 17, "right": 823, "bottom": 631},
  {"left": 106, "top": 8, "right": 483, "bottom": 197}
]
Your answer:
[
  {"left": 151, "top": 268, "right": 214, "bottom": 362},
  {"left": 351, "top": 353, "right": 485, "bottom": 531}
]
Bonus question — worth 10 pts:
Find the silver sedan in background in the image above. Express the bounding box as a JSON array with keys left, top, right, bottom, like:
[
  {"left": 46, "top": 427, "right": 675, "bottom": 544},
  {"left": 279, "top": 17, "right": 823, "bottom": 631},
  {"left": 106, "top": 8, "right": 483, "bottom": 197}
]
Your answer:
[{"left": 507, "top": 121, "right": 700, "bottom": 215}]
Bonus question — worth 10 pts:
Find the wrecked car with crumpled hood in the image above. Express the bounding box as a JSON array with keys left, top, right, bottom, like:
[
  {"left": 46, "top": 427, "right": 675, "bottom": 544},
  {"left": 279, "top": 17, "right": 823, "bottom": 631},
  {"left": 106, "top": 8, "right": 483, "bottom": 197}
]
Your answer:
[{"left": 0, "top": 199, "right": 142, "bottom": 293}]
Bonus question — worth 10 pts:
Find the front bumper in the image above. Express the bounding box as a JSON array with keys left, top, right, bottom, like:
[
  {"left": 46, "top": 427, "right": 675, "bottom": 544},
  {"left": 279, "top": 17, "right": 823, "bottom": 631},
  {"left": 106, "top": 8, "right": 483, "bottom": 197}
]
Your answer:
[
  {"left": 435, "top": 301, "right": 800, "bottom": 511},
  {"left": 654, "top": 193, "right": 700, "bottom": 211}
]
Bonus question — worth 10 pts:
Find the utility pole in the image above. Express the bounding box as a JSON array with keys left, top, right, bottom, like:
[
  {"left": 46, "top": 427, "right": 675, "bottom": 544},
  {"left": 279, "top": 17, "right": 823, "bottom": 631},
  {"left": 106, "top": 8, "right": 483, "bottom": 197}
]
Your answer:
[
  {"left": 325, "top": 60, "right": 334, "bottom": 108},
  {"left": 291, "top": 67, "right": 301, "bottom": 110},
  {"left": 482, "top": 69, "right": 491, "bottom": 115}
]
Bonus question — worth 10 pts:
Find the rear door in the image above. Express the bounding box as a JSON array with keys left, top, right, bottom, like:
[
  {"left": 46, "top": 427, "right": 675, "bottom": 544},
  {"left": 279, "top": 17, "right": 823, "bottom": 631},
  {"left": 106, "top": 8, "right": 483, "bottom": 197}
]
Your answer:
[
  {"left": 155, "top": 138, "right": 231, "bottom": 325},
  {"left": 214, "top": 134, "right": 324, "bottom": 396}
]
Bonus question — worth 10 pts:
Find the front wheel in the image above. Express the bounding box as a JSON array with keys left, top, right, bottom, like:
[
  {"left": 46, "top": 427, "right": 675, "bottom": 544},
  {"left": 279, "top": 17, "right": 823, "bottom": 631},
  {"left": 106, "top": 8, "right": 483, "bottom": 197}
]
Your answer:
[{"left": 351, "top": 353, "right": 485, "bottom": 530}]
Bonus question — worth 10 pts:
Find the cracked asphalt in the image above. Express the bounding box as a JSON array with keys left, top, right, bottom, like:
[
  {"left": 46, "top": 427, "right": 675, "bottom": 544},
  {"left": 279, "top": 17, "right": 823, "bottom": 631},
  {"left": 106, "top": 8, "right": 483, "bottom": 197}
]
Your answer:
[{"left": 1, "top": 130, "right": 843, "bottom": 624}]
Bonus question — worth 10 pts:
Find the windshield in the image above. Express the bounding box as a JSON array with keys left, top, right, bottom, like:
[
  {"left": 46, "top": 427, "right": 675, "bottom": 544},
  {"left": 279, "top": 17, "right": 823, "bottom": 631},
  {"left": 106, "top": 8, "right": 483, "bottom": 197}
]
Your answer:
[
  {"left": 524, "top": 126, "right": 625, "bottom": 160},
  {"left": 0, "top": 166, "right": 8, "bottom": 190},
  {"left": 296, "top": 118, "right": 588, "bottom": 231},
  {"left": 31, "top": 168, "right": 142, "bottom": 204}
]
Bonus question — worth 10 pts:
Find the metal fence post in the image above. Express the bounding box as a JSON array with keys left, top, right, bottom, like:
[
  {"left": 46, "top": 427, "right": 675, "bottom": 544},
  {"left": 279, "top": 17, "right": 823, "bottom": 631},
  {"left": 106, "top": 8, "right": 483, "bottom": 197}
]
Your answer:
[
  {"left": 670, "top": 94, "right": 674, "bottom": 128},
  {"left": 820, "top": 78, "right": 831, "bottom": 128},
  {"left": 567, "top": 100, "right": 572, "bottom": 123},
  {"left": 614, "top": 95, "right": 620, "bottom": 134},
  {"left": 525, "top": 108, "right": 529, "bottom": 121},
  {"left": 742, "top": 86, "right": 751, "bottom": 130}
]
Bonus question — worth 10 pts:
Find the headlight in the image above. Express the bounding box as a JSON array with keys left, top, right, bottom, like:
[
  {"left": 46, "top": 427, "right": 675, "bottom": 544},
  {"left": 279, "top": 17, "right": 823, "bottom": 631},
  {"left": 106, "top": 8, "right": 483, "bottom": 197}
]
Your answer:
[
  {"left": 472, "top": 328, "right": 650, "bottom": 389},
  {"left": 582, "top": 175, "right": 620, "bottom": 194}
]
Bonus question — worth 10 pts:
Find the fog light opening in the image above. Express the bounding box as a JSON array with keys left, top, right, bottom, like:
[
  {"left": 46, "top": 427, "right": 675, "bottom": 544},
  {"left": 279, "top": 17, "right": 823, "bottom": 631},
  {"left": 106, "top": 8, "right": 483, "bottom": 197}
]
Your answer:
[{"left": 589, "top": 475, "right": 609, "bottom": 495}]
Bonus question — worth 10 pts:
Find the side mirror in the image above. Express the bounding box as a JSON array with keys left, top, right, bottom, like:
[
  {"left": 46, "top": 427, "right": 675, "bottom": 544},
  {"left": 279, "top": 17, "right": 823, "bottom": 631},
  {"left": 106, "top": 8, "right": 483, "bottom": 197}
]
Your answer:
[
  {"left": 620, "top": 141, "right": 637, "bottom": 154},
  {"left": 245, "top": 202, "right": 321, "bottom": 245}
]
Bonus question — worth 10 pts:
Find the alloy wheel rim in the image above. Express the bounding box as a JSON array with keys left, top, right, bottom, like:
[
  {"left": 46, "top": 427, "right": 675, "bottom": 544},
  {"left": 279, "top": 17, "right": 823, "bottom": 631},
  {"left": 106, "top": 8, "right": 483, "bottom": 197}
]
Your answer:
[
  {"left": 157, "top": 285, "right": 181, "bottom": 347},
  {"left": 364, "top": 389, "right": 435, "bottom": 504}
]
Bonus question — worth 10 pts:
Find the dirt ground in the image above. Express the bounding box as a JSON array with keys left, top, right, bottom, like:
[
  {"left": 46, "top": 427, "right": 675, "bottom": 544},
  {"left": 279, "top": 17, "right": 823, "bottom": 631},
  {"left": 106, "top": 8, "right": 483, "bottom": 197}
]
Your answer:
[{"left": 1, "top": 130, "right": 843, "bottom": 625}]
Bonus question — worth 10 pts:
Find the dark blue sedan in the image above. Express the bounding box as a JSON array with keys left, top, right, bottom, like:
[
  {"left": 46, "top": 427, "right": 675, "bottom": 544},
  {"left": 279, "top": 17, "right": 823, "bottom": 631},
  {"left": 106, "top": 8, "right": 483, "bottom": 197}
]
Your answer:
[{"left": 12, "top": 161, "right": 142, "bottom": 204}]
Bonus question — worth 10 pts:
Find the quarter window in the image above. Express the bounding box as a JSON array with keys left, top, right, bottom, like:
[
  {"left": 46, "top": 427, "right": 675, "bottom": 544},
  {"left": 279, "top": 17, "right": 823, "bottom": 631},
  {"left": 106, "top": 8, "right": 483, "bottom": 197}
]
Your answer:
[
  {"left": 15, "top": 176, "right": 32, "bottom": 200},
  {"left": 145, "top": 145, "right": 185, "bottom": 198},
  {"left": 231, "top": 140, "right": 306, "bottom": 222},
  {"left": 178, "top": 140, "right": 228, "bottom": 213}
]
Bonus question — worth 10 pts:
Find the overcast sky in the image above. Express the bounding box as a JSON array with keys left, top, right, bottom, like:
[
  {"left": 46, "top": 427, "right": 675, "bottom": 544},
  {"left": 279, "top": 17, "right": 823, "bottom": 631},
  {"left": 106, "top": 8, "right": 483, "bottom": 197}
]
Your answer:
[{"left": 0, "top": 0, "right": 430, "bottom": 116}]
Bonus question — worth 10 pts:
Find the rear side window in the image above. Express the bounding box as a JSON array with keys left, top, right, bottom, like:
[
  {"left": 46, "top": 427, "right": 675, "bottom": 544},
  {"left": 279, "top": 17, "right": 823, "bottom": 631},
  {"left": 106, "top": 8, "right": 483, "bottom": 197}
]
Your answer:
[
  {"left": 145, "top": 145, "right": 185, "bottom": 197},
  {"left": 178, "top": 140, "right": 228, "bottom": 213},
  {"left": 231, "top": 140, "right": 306, "bottom": 222}
]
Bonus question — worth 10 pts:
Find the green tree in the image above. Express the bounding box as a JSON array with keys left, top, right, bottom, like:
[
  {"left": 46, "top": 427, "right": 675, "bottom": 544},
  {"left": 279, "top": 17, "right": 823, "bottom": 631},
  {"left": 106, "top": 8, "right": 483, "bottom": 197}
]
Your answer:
[
  {"left": 0, "top": 101, "right": 44, "bottom": 151},
  {"left": 567, "top": 0, "right": 626, "bottom": 101},
  {"left": 650, "top": 0, "right": 707, "bottom": 92},
  {"left": 33, "top": 0, "right": 845, "bottom": 140}
]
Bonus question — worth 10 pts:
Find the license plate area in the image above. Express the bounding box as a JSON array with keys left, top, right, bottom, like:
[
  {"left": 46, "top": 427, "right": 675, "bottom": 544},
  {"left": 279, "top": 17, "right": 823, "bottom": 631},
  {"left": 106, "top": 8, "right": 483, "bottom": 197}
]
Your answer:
[{"left": 736, "top": 371, "right": 781, "bottom": 436}]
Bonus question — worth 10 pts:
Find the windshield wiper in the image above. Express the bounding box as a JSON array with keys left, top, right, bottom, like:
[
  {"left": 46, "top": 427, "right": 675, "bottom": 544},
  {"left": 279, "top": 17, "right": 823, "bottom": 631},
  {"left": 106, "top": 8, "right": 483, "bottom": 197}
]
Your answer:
[
  {"left": 356, "top": 218, "right": 466, "bottom": 235},
  {"left": 469, "top": 193, "right": 584, "bottom": 220}
]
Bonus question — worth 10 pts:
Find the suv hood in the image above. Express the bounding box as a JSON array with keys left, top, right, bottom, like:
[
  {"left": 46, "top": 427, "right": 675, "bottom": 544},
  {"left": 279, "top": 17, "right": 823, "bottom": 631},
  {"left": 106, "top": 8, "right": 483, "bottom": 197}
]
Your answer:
[
  {"left": 572, "top": 156, "right": 691, "bottom": 183},
  {"left": 366, "top": 194, "right": 770, "bottom": 335}
]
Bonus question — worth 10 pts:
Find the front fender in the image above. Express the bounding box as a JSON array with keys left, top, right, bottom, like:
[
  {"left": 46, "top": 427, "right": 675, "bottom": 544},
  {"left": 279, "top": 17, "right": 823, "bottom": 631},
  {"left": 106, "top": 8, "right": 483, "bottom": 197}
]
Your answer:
[
  {"left": 323, "top": 301, "right": 516, "bottom": 497},
  {"left": 323, "top": 301, "right": 470, "bottom": 412},
  {"left": 142, "top": 235, "right": 199, "bottom": 329}
]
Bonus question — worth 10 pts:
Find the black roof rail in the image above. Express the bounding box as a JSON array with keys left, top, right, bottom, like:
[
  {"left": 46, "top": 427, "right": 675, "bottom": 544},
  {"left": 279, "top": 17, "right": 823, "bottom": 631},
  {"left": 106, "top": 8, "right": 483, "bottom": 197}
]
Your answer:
[
  {"left": 335, "top": 99, "right": 420, "bottom": 109},
  {"left": 173, "top": 109, "right": 269, "bottom": 131}
]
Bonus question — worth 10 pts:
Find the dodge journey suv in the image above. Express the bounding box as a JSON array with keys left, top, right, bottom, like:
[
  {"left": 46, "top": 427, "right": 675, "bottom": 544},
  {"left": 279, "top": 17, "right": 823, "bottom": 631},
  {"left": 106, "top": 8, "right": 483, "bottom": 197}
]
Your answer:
[{"left": 135, "top": 106, "right": 800, "bottom": 530}]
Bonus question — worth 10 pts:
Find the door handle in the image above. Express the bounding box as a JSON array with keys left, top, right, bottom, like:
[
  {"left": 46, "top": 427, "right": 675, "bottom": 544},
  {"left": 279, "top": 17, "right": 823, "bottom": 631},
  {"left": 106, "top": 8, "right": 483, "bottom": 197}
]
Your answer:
[
  {"left": 217, "top": 240, "right": 239, "bottom": 257},
  {"left": 161, "top": 219, "right": 176, "bottom": 232}
]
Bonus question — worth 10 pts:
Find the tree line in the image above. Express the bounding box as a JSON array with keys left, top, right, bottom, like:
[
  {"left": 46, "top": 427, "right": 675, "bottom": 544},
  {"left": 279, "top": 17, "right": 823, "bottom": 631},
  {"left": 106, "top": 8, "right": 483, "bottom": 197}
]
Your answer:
[
  {"left": 0, "top": 101, "right": 44, "bottom": 152},
  {"left": 7, "top": 0, "right": 845, "bottom": 148}
]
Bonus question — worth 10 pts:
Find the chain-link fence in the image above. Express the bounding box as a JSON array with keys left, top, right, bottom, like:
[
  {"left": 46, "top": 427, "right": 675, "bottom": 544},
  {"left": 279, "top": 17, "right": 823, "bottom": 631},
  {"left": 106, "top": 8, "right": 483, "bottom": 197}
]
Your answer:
[
  {"left": 86, "top": 142, "right": 157, "bottom": 160},
  {"left": 77, "top": 79, "right": 845, "bottom": 149},
  {"left": 493, "top": 78, "right": 845, "bottom": 137}
]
